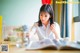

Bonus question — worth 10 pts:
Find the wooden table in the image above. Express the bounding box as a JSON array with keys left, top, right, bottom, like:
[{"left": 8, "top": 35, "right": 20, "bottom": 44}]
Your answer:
[
  {"left": 1, "top": 46, "right": 80, "bottom": 53},
  {"left": 0, "top": 41, "right": 80, "bottom": 53}
]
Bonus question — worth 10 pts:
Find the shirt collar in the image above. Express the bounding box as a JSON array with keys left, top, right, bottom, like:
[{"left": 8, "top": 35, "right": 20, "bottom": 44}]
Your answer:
[{"left": 42, "top": 21, "right": 50, "bottom": 30}]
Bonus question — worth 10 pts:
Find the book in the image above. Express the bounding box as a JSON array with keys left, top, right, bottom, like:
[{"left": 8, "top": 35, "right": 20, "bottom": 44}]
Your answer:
[{"left": 26, "top": 38, "right": 80, "bottom": 50}]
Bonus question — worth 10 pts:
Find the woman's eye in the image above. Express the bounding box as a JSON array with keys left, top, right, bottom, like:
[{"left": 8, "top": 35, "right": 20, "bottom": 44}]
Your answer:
[
  {"left": 40, "top": 14, "right": 42, "bottom": 16},
  {"left": 45, "top": 15, "right": 47, "bottom": 17}
]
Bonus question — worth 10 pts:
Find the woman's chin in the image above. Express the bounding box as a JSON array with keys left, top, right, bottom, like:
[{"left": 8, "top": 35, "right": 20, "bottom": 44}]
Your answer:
[{"left": 42, "top": 22, "right": 45, "bottom": 24}]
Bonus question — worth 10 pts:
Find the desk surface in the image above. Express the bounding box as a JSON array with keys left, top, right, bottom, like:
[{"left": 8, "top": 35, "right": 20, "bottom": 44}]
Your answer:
[
  {"left": 1, "top": 46, "right": 79, "bottom": 53},
  {"left": 0, "top": 41, "right": 80, "bottom": 53}
]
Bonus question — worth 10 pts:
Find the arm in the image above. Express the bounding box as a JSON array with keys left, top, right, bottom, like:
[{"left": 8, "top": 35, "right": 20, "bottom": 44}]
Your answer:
[
  {"left": 50, "top": 22, "right": 60, "bottom": 40},
  {"left": 28, "top": 23, "right": 39, "bottom": 41}
]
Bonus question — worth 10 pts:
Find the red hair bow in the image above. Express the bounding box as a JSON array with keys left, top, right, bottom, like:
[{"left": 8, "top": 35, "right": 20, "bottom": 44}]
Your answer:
[{"left": 42, "top": 0, "right": 51, "bottom": 5}]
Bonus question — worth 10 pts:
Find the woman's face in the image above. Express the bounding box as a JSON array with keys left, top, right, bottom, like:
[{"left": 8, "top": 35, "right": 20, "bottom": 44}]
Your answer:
[{"left": 40, "top": 12, "right": 50, "bottom": 24}]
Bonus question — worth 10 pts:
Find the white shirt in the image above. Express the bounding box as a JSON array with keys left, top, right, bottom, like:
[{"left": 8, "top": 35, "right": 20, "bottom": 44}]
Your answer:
[{"left": 29, "top": 22, "right": 60, "bottom": 41}]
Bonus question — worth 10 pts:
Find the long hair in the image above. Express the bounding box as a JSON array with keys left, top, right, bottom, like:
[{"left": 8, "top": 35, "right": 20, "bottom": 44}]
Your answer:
[{"left": 38, "top": 4, "right": 54, "bottom": 26}]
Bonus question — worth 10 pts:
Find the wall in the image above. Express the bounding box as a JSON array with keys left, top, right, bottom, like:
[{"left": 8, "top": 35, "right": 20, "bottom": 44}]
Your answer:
[
  {"left": 1, "top": 0, "right": 42, "bottom": 41},
  {"left": 1, "top": 0, "right": 41, "bottom": 26}
]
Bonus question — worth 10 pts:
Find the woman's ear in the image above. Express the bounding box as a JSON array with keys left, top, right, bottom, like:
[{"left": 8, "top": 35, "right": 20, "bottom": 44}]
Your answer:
[{"left": 49, "top": 16, "right": 51, "bottom": 18}]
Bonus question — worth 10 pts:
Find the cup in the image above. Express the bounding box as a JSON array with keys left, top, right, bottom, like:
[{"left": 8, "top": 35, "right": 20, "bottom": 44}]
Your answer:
[{"left": 23, "top": 32, "right": 30, "bottom": 47}]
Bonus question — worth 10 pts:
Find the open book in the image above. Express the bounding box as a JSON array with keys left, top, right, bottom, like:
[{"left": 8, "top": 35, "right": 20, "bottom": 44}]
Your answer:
[{"left": 26, "top": 38, "right": 80, "bottom": 50}]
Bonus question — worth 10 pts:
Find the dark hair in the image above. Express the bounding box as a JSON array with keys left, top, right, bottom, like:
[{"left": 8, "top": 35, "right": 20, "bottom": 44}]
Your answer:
[{"left": 38, "top": 4, "right": 54, "bottom": 26}]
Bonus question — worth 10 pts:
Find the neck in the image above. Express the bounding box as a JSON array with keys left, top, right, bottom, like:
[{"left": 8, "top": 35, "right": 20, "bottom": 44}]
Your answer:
[{"left": 43, "top": 21, "right": 49, "bottom": 27}]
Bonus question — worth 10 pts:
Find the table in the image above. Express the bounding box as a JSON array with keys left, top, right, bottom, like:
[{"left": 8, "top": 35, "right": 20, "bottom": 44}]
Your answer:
[{"left": 1, "top": 46, "right": 80, "bottom": 53}]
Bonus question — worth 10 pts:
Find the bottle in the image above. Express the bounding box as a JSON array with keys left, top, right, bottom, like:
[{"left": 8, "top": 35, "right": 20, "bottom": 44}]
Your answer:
[{"left": 22, "top": 25, "right": 30, "bottom": 47}]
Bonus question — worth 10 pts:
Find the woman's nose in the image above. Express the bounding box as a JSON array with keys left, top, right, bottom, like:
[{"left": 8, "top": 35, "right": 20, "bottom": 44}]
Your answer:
[
  {"left": 42, "top": 16, "right": 45, "bottom": 19},
  {"left": 42, "top": 17, "right": 45, "bottom": 20}
]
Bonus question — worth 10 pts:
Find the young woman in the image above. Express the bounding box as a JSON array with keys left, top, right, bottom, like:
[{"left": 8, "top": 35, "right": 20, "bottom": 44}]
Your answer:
[{"left": 29, "top": 4, "right": 60, "bottom": 41}]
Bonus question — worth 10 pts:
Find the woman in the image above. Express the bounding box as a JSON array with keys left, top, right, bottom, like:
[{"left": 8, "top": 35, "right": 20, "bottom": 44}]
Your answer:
[{"left": 29, "top": 4, "right": 60, "bottom": 41}]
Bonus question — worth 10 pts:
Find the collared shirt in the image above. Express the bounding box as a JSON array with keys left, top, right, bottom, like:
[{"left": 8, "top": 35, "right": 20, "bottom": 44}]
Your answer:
[{"left": 29, "top": 22, "right": 60, "bottom": 41}]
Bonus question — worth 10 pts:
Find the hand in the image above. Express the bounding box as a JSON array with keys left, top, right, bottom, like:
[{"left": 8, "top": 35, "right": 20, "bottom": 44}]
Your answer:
[
  {"left": 50, "top": 24, "right": 56, "bottom": 33},
  {"left": 50, "top": 24, "right": 59, "bottom": 40}
]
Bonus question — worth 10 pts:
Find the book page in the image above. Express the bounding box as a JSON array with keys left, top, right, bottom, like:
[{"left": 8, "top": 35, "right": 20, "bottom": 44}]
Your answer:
[
  {"left": 65, "top": 42, "right": 80, "bottom": 49},
  {"left": 59, "top": 40, "right": 80, "bottom": 50},
  {"left": 26, "top": 38, "right": 55, "bottom": 50}
]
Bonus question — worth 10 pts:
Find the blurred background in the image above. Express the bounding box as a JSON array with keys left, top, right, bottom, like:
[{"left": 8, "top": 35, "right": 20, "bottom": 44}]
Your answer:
[{"left": 0, "top": 0, "right": 80, "bottom": 43}]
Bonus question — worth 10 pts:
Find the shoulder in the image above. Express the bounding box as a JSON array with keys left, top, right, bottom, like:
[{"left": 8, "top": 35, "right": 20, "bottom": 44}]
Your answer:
[
  {"left": 54, "top": 22, "right": 60, "bottom": 27},
  {"left": 51, "top": 22, "right": 60, "bottom": 28},
  {"left": 54, "top": 22, "right": 60, "bottom": 32},
  {"left": 51, "top": 22, "right": 60, "bottom": 30},
  {"left": 33, "top": 22, "right": 38, "bottom": 27},
  {"left": 31, "top": 22, "right": 39, "bottom": 29},
  {"left": 30, "top": 22, "right": 38, "bottom": 31}
]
